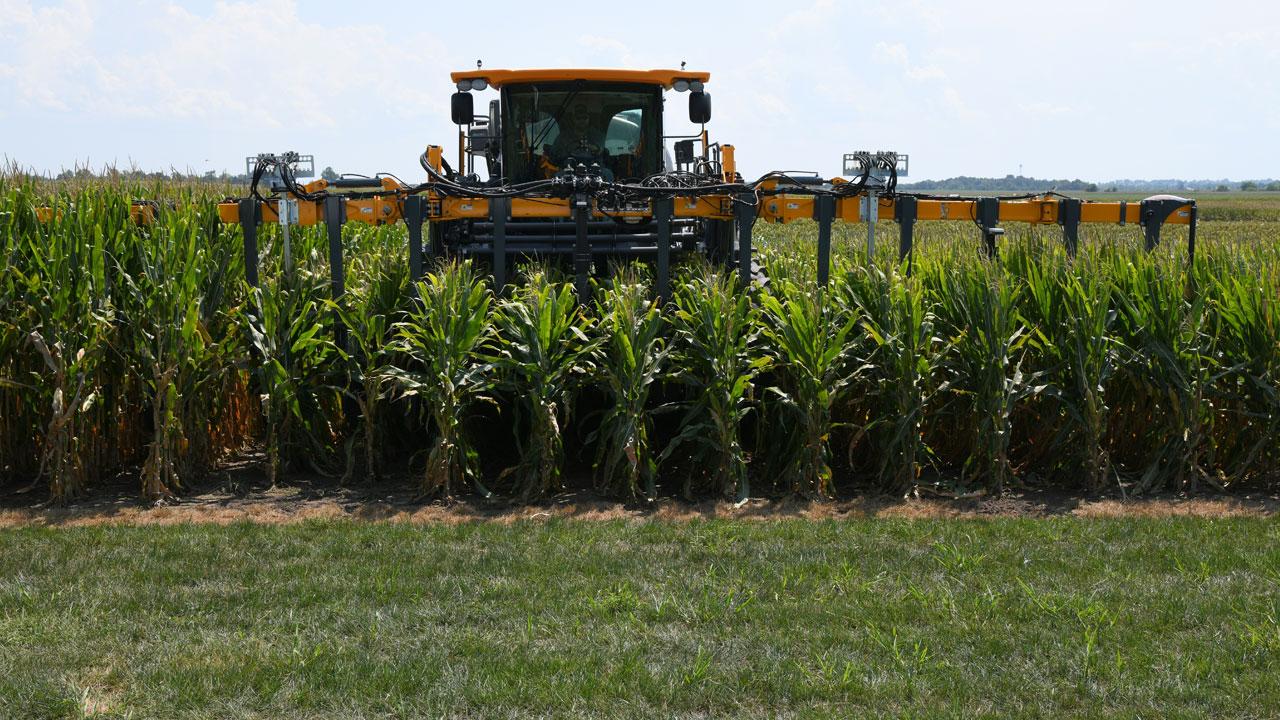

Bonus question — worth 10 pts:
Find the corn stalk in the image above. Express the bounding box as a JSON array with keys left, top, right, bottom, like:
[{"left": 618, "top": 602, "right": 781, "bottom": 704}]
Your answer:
[
  {"left": 15, "top": 196, "right": 114, "bottom": 501},
  {"left": 489, "top": 268, "right": 597, "bottom": 501},
  {"left": 589, "top": 265, "right": 668, "bottom": 500},
  {"left": 844, "top": 263, "right": 943, "bottom": 495},
  {"left": 242, "top": 258, "right": 344, "bottom": 485},
  {"left": 330, "top": 229, "right": 411, "bottom": 482},
  {"left": 386, "top": 259, "right": 494, "bottom": 498},
  {"left": 662, "top": 265, "right": 763, "bottom": 501},
  {"left": 1021, "top": 254, "right": 1118, "bottom": 491},
  {"left": 757, "top": 277, "right": 858, "bottom": 498},
  {"left": 931, "top": 262, "right": 1035, "bottom": 494}
]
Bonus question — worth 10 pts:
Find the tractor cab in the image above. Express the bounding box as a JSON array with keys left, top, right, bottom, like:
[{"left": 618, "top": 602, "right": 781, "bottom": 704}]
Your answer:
[{"left": 449, "top": 69, "right": 712, "bottom": 185}]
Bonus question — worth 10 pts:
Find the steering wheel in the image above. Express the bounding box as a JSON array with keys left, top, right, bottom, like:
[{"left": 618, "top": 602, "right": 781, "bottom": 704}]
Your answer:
[{"left": 566, "top": 143, "right": 607, "bottom": 168}]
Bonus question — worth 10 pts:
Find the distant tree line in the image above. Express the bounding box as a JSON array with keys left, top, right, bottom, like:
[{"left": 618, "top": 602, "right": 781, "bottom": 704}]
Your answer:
[
  {"left": 44, "top": 167, "right": 252, "bottom": 185},
  {"left": 901, "top": 175, "right": 1099, "bottom": 192},
  {"left": 1238, "top": 180, "right": 1280, "bottom": 191},
  {"left": 902, "top": 174, "right": 1280, "bottom": 193}
]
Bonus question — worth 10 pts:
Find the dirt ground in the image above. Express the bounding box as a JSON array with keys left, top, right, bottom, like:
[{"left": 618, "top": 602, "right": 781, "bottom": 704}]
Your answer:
[{"left": 2, "top": 450, "right": 1277, "bottom": 528}]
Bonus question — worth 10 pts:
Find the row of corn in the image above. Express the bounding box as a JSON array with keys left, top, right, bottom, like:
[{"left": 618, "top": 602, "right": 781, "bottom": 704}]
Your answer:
[{"left": 2, "top": 178, "right": 1277, "bottom": 502}]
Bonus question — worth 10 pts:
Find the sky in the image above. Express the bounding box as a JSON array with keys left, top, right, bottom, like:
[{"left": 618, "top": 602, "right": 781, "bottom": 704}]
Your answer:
[{"left": 1, "top": 0, "right": 1277, "bottom": 182}]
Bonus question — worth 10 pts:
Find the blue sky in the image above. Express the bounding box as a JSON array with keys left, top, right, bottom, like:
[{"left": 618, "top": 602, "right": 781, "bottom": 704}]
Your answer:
[{"left": 1, "top": 0, "right": 1277, "bottom": 181}]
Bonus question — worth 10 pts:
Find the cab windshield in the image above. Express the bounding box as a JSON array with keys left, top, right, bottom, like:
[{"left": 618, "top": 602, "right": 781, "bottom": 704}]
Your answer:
[{"left": 502, "top": 82, "right": 661, "bottom": 183}]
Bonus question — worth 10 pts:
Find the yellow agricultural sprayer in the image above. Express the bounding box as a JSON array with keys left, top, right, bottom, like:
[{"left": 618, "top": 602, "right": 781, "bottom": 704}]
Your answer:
[{"left": 84, "top": 67, "right": 1201, "bottom": 320}]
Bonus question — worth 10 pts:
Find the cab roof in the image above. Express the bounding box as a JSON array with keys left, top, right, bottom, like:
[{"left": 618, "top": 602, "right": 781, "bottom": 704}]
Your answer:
[{"left": 450, "top": 68, "right": 710, "bottom": 89}]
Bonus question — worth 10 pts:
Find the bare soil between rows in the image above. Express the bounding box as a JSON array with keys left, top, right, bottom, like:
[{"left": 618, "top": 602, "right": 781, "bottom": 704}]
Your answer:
[{"left": 2, "top": 450, "right": 1277, "bottom": 528}]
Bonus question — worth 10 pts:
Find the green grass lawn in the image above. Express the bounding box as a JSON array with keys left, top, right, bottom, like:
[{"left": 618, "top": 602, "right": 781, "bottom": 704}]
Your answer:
[{"left": 2, "top": 518, "right": 1278, "bottom": 718}]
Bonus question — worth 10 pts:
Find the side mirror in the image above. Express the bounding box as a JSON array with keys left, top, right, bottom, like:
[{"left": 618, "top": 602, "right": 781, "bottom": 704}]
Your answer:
[
  {"left": 451, "top": 92, "right": 474, "bottom": 125},
  {"left": 689, "top": 91, "right": 711, "bottom": 124}
]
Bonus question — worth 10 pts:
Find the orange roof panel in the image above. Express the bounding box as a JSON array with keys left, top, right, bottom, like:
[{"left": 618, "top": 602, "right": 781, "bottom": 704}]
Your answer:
[{"left": 450, "top": 68, "right": 710, "bottom": 89}]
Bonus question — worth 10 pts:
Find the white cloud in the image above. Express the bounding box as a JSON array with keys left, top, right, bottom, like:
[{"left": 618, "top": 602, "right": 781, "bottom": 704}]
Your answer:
[
  {"left": 873, "top": 42, "right": 949, "bottom": 83},
  {"left": 875, "top": 42, "right": 910, "bottom": 67},
  {"left": 939, "top": 87, "right": 981, "bottom": 122},
  {"left": 2, "top": 0, "right": 1277, "bottom": 180},
  {"left": 905, "top": 65, "right": 947, "bottom": 82},
  {"left": 1018, "top": 101, "right": 1073, "bottom": 117},
  {"left": 1, "top": 0, "right": 96, "bottom": 112},
  {"left": 0, "top": 0, "right": 448, "bottom": 127},
  {"left": 865, "top": 0, "right": 946, "bottom": 35},
  {"left": 577, "top": 35, "right": 637, "bottom": 67},
  {"left": 771, "top": 0, "right": 837, "bottom": 38}
]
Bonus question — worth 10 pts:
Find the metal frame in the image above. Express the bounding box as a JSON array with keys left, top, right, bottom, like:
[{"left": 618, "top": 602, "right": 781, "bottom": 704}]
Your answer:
[{"left": 222, "top": 187, "right": 1199, "bottom": 311}]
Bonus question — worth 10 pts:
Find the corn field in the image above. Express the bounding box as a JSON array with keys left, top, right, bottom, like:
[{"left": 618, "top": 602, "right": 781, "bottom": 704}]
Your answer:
[{"left": 2, "top": 177, "right": 1278, "bottom": 503}]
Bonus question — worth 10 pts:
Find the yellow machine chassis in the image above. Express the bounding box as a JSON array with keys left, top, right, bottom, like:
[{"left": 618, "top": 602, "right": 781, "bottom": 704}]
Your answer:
[{"left": 209, "top": 192, "right": 1193, "bottom": 228}]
